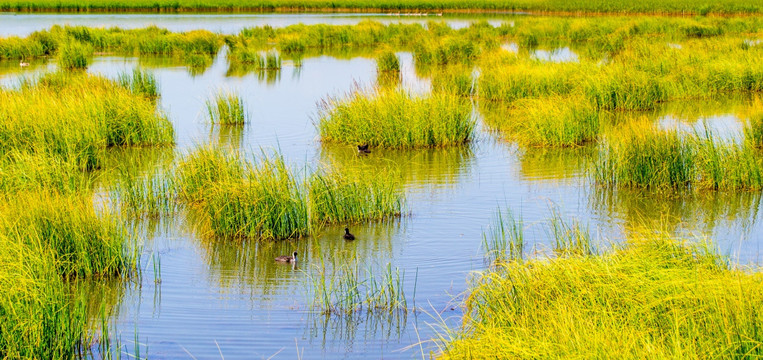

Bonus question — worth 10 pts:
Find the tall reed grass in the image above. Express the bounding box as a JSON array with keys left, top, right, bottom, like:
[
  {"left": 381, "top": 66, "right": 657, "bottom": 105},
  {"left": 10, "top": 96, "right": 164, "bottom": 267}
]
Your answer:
[
  {"left": 226, "top": 48, "right": 282, "bottom": 70},
  {"left": 595, "top": 122, "right": 696, "bottom": 190},
  {"left": 376, "top": 50, "right": 400, "bottom": 73},
  {"left": 318, "top": 87, "right": 475, "bottom": 148},
  {"left": 482, "top": 207, "right": 523, "bottom": 263},
  {"left": 547, "top": 207, "right": 594, "bottom": 256},
  {"left": 477, "top": 62, "right": 583, "bottom": 102},
  {"left": 229, "top": 21, "right": 424, "bottom": 55},
  {"left": 0, "top": 232, "right": 90, "bottom": 358},
  {"left": 111, "top": 167, "right": 179, "bottom": 216},
  {"left": 439, "top": 231, "right": 762, "bottom": 358},
  {"left": 0, "top": 151, "right": 90, "bottom": 195},
  {"left": 0, "top": 193, "right": 139, "bottom": 358},
  {"left": 0, "top": 193, "right": 139, "bottom": 278},
  {"left": 585, "top": 67, "right": 673, "bottom": 111}
]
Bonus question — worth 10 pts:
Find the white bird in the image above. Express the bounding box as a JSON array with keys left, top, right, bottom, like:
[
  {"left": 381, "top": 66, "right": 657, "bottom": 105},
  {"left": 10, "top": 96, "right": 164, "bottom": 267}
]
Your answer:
[{"left": 19, "top": 61, "right": 29, "bottom": 67}]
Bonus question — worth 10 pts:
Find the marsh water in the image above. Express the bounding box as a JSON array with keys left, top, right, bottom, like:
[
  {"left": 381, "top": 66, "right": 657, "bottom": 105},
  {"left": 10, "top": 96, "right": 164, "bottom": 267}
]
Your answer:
[{"left": 3, "top": 14, "right": 763, "bottom": 359}]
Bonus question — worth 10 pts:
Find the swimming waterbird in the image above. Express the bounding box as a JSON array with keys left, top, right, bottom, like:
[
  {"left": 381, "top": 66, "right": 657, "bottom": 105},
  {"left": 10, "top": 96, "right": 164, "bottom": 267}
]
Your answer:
[
  {"left": 344, "top": 227, "right": 355, "bottom": 240},
  {"left": 357, "top": 144, "right": 371, "bottom": 154},
  {"left": 275, "top": 251, "right": 298, "bottom": 263}
]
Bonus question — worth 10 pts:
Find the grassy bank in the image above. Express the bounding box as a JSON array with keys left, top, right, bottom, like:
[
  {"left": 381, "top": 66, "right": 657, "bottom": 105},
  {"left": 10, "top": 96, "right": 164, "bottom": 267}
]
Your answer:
[
  {"left": 0, "top": 0, "right": 761, "bottom": 14},
  {"left": 441, "top": 229, "right": 763, "bottom": 358}
]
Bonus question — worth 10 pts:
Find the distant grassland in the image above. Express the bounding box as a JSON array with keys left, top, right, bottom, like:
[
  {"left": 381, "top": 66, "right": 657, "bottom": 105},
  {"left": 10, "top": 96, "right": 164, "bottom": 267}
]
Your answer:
[{"left": 0, "top": 0, "right": 761, "bottom": 14}]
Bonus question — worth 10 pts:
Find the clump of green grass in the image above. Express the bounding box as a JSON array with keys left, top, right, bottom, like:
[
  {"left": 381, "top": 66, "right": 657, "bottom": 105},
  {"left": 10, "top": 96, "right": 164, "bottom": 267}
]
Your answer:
[
  {"left": 694, "top": 126, "right": 763, "bottom": 191},
  {"left": 2, "top": 71, "right": 173, "bottom": 170},
  {"left": 486, "top": 96, "right": 601, "bottom": 147},
  {"left": 743, "top": 109, "right": 763, "bottom": 146},
  {"left": 177, "top": 145, "right": 245, "bottom": 202},
  {"left": 376, "top": 50, "right": 400, "bottom": 73},
  {"left": 309, "top": 165, "right": 404, "bottom": 225},
  {"left": 585, "top": 67, "right": 673, "bottom": 111},
  {"left": 597, "top": 121, "right": 763, "bottom": 191},
  {"left": 117, "top": 68, "right": 158, "bottom": 99},
  {"left": 0, "top": 151, "right": 90, "bottom": 195},
  {"left": 0, "top": 231, "right": 90, "bottom": 358},
  {"left": 431, "top": 65, "right": 474, "bottom": 97},
  {"left": 309, "top": 259, "right": 408, "bottom": 315},
  {"left": 414, "top": 36, "right": 480, "bottom": 66},
  {"left": 258, "top": 21, "right": 423, "bottom": 53},
  {"left": 0, "top": 193, "right": 138, "bottom": 358},
  {"left": 477, "top": 62, "right": 582, "bottom": 102},
  {"left": 318, "top": 87, "right": 475, "bottom": 149},
  {"left": 482, "top": 207, "right": 524, "bottom": 263},
  {"left": 205, "top": 90, "right": 248, "bottom": 124},
  {"left": 595, "top": 122, "right": 696, "bottom": 190},
  {"left": 0, "top": 193, "right": 138, "bottom": 278},
  {"left": 111, "top": 167, "right": 179, "bottom": 217},
  {"left": 681, "top": 24, "right": 724, "bottom": 38},
  {"left": 547, "top": 207, "right": 594, "bottom": 256},
  {"left": 226, "top": 47, "right": 282, "bottom": 70},
  {"left": 184, "top": 52, "right": 213, "bottom": 75},
  {"left": 518, "top": 30, "right": 539, "bottom": 48},
  {"left": 57, "top": 40, "right": 92, "bottom": 70},
  {"left": 265, "top": 51, "right": 281, "bottom": 69},
  {"left": 439, "top": 231, "right": 762, "bottom": 359},
  {"left": 179, "top": 146, "right": 308, "bottom": 240}
]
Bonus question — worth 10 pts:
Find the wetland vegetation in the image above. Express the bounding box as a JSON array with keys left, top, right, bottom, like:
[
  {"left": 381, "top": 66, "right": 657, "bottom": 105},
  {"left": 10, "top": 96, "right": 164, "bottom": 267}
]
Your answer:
[
  {"left": 441, "top": 223, "right": 763, "bottom": 358},
  {"left": 0, "top": 72, "right": 155, "bottom": 358},
  {"left": 3, "top": 11, "right": 763, "bottom": 359},
  {"left": 0, "top": 0, "right": 761, "bottom": 14}
]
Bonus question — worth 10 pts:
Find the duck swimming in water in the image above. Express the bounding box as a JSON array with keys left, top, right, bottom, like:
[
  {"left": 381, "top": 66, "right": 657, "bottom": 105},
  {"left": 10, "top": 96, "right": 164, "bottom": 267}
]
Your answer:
[
  {"left": 19, "top": 61, "right": 29, "bottom": 67},
  {"left": 275, "top": 251, "right": 298, "bottom": 263},
  {"left": 343, "top": 227, "right": 355, "bottom": 240},
  {"left": 357, "top": 144, "right": 371, "bottom": 154}
]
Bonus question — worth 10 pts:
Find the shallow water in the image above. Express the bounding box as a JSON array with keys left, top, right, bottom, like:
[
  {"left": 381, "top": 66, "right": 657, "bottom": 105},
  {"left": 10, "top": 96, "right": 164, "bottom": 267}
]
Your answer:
[
  {"left": 2, "top": 14, "right": 763, "bottom": 359},
  {"left": 0, "top": 12, "right": 509, "bottom": 36}
]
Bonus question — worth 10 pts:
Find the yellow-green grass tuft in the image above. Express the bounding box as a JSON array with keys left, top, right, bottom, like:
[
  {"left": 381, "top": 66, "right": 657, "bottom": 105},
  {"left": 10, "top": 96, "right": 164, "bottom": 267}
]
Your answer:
[
  {"left": 57, "top": 40, "right": 92, "bottom": 69},
  {"left": 319, "top": 87, "right": 475, "bottom": 149},
  {"left": 309, "top": 165, "right": 404, "bottom": 225},
  {"left": 376, "top": 50, "right": 400, "bottom": 73},
  {"left": 2, "top": 71, "right": 173, "bottom": 170},
  {"left": 440, "top": 231, "right": 763, "bottom": 359},
  {"left": 178, "top": 146, "right": 308, "bottom": 240},
  {"left": 596, "top": 121, "right": 763, "bottom": 191},
  {"left": 206, "top": 90, "right": 248, "bottom": 124},
  {"left": 482, "top": 96, "right": 601, "bottom": 147}
]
